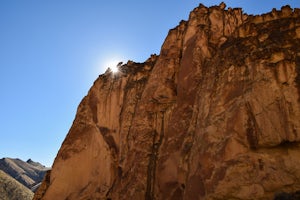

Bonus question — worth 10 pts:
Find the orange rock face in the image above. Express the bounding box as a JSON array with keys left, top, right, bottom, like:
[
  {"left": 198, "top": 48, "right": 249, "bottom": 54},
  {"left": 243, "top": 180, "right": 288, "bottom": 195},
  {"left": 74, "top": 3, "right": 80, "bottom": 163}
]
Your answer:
[{"left": 34, "top": 3, "right": 300, "bottom": 200}]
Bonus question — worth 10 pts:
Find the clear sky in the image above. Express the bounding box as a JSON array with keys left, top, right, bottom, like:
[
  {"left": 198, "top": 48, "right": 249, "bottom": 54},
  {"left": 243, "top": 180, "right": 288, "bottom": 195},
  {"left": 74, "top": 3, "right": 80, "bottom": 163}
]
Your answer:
[{"left": 1, "top": 0, "right": 299, "bottom": 167}]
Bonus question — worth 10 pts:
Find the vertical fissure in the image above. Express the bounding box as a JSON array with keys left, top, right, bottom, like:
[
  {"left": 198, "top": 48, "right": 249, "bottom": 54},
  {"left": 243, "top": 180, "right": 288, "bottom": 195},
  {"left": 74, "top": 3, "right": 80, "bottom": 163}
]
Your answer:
[
  {"left": 145, "top": 111, "right": 165, "bottom": 200},
  {"left": 295, "top": 55, "right": 300, "bottom": 101},
  {"left": 245, "top": 102, "right": 260, "bottom": 149}
]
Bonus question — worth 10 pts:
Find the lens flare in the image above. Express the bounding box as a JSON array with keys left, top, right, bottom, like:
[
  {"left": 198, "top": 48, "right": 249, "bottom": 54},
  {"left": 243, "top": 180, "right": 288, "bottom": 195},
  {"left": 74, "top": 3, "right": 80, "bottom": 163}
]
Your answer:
[
  {"left": 110, "top": 65, "right": 119, "bottom": 73},
  {"left": 105, "top": 59, "right": 121, "bottom": 73}
]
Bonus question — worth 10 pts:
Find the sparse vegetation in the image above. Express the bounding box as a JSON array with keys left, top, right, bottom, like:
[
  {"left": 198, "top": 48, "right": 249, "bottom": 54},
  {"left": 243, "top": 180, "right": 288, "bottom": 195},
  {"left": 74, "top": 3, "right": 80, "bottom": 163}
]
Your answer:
[{"left": 0, "top": 170, "right": 33, "bottom": 200}]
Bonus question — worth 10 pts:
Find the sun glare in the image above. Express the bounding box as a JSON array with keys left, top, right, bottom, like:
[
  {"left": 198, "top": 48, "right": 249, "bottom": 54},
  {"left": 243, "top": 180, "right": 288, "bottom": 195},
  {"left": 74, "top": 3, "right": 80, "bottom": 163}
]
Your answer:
[
  {"left": 110, "top": 65, "right": 119, "bottom": 73},
  {"left": 105, "top": 59, "right": 121, "bottom": 74}
]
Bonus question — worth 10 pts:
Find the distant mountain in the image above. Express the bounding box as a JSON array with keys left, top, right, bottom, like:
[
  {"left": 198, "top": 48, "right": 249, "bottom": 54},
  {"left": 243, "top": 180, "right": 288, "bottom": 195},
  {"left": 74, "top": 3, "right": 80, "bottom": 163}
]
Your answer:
[
  {"left": 0, "top": 157, "right": 50, "bottom": 192},
  {"left": 0, "top": 169, "right": 33, "bottom": 200}
]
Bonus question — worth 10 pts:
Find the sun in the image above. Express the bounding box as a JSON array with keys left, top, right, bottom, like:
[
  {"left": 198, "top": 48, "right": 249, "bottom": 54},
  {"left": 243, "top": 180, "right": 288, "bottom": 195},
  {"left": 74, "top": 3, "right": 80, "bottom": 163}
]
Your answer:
[
  {"left": 104, "top": 59, "right": 121, "bottom": 74},
  {"left": 110, "top": 65, "right": 119, "bottom": 73}
]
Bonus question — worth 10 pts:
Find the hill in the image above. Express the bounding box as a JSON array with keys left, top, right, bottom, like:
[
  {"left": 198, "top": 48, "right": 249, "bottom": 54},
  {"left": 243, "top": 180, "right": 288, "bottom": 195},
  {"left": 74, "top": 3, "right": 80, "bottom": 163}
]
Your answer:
[
  {"left": 0, "top": 157, "right": 50, "bottom": 191},
  {"left": 0, "top": 169, "right": 33, "bottom": 200}
]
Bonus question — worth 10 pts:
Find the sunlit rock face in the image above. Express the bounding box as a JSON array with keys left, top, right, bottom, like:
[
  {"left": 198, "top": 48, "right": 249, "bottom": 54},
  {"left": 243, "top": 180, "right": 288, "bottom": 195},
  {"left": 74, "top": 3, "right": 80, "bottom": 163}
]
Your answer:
[{"left": 34, "top": 3, "right": 300, "bottom": 200}]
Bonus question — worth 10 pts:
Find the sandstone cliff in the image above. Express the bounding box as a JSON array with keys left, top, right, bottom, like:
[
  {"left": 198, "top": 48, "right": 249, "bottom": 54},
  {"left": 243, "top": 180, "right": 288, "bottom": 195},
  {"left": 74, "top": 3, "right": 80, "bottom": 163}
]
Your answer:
[{"left": 34, "top": 3, "right": 300, "bottom": 200}]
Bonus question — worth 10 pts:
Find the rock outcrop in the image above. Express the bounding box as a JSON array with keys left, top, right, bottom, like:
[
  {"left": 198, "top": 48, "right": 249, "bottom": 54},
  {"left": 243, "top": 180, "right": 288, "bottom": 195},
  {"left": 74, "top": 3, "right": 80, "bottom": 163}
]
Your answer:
[{"left": 34, "top": 3, "right": 300, "bottom": 200}]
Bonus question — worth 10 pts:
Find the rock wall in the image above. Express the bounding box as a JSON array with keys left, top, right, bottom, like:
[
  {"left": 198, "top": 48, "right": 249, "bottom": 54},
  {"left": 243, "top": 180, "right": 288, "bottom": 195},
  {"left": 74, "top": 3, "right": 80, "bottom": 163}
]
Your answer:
[{"left": 34, "top": 3, "right": 300, "bottom": 200}]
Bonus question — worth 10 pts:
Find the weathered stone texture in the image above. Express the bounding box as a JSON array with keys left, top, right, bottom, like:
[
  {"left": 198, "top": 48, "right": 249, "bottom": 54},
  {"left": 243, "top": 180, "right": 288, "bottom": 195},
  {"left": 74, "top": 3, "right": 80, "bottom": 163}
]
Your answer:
[{"left": 34, "top": 3, "right": 300, "bottom": 200}]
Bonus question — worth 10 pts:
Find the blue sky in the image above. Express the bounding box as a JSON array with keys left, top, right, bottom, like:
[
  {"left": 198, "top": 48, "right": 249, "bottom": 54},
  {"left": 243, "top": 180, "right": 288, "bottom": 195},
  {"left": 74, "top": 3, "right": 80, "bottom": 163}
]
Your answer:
[{"left": 1, "top": 0, "right": 299, "bottom": 167}]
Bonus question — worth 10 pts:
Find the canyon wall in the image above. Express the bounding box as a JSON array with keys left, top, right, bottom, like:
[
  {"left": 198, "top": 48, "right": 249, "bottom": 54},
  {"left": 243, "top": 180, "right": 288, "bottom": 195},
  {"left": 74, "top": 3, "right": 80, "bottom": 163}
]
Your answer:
[{"left": 34, "top": 3, "right": 300, "bottom": 200}]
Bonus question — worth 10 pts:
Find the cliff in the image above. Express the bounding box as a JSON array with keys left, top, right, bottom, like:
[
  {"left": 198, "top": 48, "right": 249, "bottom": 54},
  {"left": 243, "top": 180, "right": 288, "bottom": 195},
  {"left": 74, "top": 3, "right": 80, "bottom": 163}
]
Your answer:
[{"left": 34, "top": 3, "right": 300, "bottom": 200}]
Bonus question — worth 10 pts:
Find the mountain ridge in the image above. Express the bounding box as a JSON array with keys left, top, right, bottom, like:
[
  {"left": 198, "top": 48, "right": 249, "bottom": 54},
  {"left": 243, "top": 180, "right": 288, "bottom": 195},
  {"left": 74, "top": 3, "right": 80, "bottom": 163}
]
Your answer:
[
  {"left": 0, "top": 157, "right": 50, "bottom": 192},
  {"left": 0, "top": 169, "right": 34, "bottom": 200}
]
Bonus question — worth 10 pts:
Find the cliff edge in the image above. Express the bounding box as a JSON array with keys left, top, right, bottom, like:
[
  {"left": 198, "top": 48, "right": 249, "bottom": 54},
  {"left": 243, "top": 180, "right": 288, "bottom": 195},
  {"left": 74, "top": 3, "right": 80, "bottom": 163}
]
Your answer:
[{"left": 34, "top": 3, "right": 300, "bottom": 200}]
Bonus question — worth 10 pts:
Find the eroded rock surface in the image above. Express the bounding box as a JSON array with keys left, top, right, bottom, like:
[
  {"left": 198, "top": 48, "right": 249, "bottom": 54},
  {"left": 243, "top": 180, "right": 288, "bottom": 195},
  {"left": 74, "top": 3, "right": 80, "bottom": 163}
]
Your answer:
[{"left": 34, "top": 3, "right": 300, "bottom": 200}]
